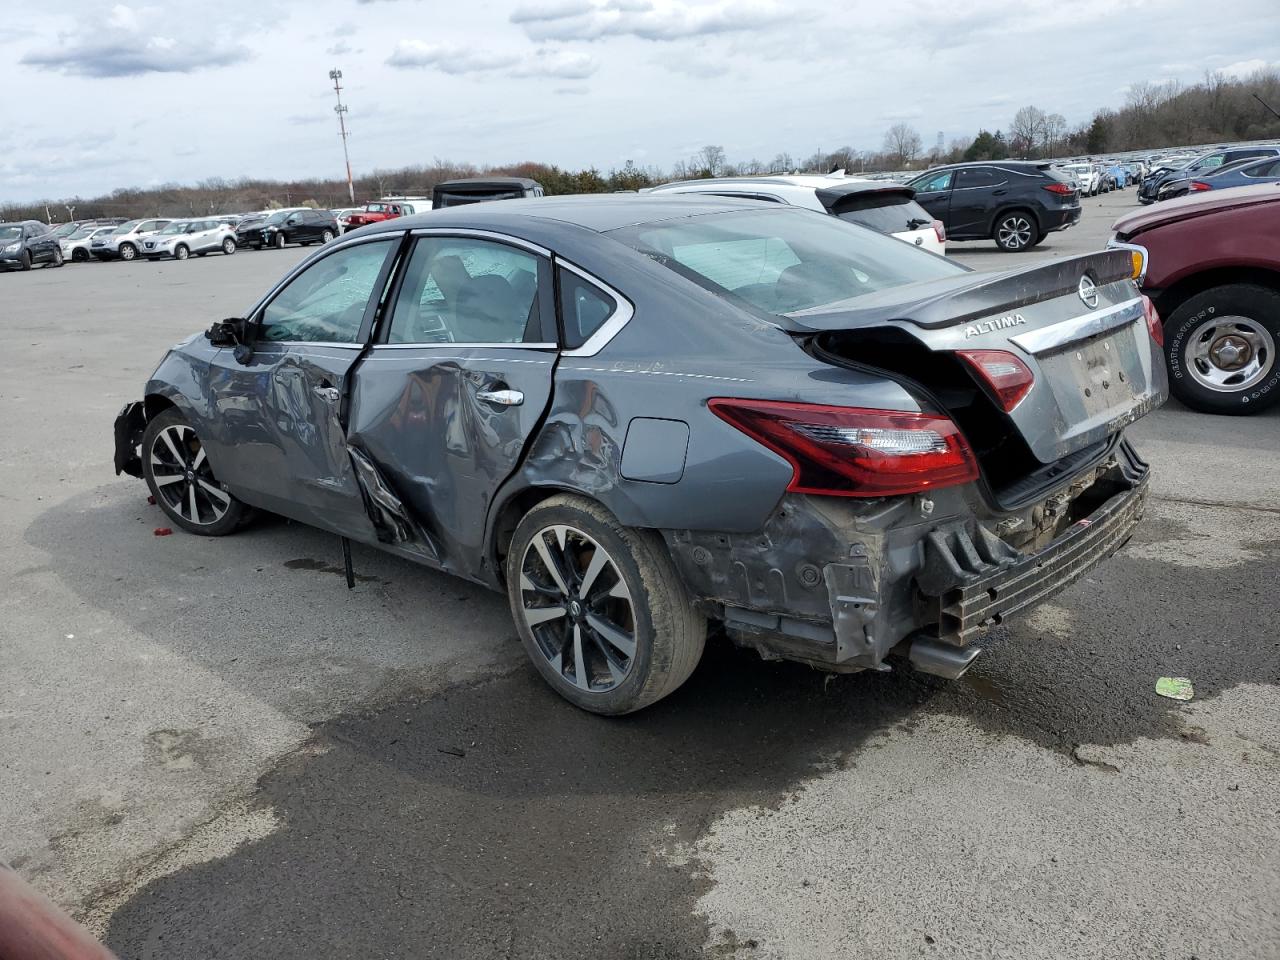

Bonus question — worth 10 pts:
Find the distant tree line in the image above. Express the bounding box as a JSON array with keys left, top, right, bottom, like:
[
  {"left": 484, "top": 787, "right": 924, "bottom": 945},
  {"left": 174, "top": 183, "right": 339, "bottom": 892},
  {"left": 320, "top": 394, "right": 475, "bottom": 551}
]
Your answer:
[{"left": 4, "top": 68, "right": 1278, "bottom": 223}]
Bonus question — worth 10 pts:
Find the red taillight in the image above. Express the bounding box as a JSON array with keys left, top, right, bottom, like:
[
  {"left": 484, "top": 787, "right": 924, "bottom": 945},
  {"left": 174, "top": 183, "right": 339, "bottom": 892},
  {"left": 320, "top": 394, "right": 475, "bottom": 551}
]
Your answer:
[
  {"left": 707, "top": 399, "right": 979, "bottom": 498},
  {"left": 1043, "top": 182, "right": 1074, "bottom": 196},
  {"left": 932, "top": 219, "right": 946, "bottom": 244},
  {"left": 956, "top": 349, "right": 1035, "bottom": 413},
  {"left": 1142, "top": 295, "right": 1163, "bottom": 347},
  {"left": 1190, "top": 180, "right": 1212, "bottom": 191}
]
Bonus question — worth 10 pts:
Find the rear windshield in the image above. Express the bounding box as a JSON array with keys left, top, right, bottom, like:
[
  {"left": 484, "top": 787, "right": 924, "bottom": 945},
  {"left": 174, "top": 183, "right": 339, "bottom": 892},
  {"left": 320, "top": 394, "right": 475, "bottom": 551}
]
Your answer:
[
  {"left": 831, "top": 193, "right": 934, "bottom": 234},
  {"left": 607, "top": 208, "right": 964, "bottom": 316},
  {"left": 434, "top": 190, "right": 524, "bottom": 208}
]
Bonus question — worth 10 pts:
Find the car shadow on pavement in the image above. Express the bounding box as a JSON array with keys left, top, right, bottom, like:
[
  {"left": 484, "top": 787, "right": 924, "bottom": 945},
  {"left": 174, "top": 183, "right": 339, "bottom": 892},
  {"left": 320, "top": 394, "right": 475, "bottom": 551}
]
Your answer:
[{"left": 23, "top": 482, "right": 1280, "bottom": 959}]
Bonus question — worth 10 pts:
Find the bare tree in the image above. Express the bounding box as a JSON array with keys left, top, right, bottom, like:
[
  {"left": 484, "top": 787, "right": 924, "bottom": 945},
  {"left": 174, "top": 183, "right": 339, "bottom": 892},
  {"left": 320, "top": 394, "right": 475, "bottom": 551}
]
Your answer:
[
  {"left": 695, "top": 145, "right": 727, "bottom": 177},
  {"left": 882, "top": 123, "right": 923, "bottom": 167},
  {"left": 1009, "top": 106, "right": 1047, "bottom": 156},
  {"left": 769, "top": 152, "right": 794, "bottom": 173},
  {"left": 1042, "top": 113, "right": 1066, "bottom": 155}
]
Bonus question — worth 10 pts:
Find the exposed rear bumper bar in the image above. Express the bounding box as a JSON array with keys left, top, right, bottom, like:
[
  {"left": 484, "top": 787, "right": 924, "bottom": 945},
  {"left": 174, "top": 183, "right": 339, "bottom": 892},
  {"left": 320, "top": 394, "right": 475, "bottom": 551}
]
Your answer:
[{"left": 918, "top": 441, "right": 1148, "bottom": 647}]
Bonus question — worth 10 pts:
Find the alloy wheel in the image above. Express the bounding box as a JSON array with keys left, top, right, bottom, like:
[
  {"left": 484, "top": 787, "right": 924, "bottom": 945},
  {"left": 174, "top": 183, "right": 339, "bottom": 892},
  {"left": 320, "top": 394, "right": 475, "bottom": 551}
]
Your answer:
[
  {"left": 149, "top": 424, "right": 232, "bottom": 526},
  {"left": 519, "top": 524, "right": 636, "bottom": 693},
  {"left": 119, "top": 244, "right": 136, "bottom": 261},
  {"left": 997, "top": 216, "right": 1033, "bottom": 250},
  {"left": 1187, "top": 316, "right": 1275, "bottom": 393}
]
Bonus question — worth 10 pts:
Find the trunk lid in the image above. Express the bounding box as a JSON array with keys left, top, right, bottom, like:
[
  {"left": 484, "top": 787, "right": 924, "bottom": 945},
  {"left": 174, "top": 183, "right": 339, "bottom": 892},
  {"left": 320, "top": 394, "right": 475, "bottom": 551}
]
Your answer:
[{"left": 787, "top": 250, "right": 1168, "bottom": 465}]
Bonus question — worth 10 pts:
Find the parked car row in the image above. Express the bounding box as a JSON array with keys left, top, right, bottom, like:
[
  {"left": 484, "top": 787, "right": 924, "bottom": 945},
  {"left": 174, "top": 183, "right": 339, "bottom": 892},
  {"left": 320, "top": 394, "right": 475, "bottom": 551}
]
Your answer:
[{"left": 1137, "top": 144, "right": 1280, "bottom": 203}]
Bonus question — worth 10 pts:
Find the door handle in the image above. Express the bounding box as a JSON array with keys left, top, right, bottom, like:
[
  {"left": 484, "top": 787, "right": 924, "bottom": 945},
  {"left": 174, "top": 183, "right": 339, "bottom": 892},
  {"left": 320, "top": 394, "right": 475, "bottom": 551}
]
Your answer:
[
  {"left": 476, "top": 388, "right": 524, "bottom": 407},
  {"left": 313, "top": 385, "right": 341, "bottom": 404}
]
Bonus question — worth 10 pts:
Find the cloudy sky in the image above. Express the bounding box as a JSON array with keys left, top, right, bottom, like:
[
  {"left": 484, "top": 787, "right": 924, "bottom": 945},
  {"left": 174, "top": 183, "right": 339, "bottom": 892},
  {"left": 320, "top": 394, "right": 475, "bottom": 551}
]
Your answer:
[{"left": 2, "top": 0, "right": 1278, "bottom": 202}]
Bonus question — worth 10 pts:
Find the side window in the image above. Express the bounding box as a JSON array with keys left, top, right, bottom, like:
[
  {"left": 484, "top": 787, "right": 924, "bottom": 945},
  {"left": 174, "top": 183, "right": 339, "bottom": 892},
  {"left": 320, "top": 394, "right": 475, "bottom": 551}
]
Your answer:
[
  {"left": 1246, "top": 159, "right": 1280, "bottom": 178},
  {"left": 912, "top": 171, "right": 953, "bottom": 192},
  {"left": 955, "top": 168, "right": 1002, "bottom": 188},
  {"left": 559, "top": 270, "right": 617, "bottom": 349},
  {"left": 386, "top": 237, "right": 543, "bottom": 345},
  {"left": 259, "top": 239, "right": 395, "bottom": 344}
]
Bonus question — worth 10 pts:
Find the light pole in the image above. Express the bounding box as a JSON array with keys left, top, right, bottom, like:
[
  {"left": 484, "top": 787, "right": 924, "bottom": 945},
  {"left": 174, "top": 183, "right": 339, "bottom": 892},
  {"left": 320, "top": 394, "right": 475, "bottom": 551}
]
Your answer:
[{"left": 329, "top": 68, "right": 355, "bottom": 204}]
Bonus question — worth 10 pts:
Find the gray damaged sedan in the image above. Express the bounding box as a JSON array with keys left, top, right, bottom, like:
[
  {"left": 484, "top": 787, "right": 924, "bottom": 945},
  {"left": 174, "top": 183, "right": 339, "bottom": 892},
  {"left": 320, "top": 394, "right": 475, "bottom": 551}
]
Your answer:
[{"left": 114, "top": 196, "right": 1167, "bottom": 714}]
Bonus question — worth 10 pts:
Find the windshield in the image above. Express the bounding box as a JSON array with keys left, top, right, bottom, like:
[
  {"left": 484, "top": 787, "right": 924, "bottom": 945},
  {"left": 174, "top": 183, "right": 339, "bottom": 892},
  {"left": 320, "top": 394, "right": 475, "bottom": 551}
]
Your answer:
[
  {"left": 264, "top": 211, "right": 291, "bottom": 224},
  {"left": 158, "top": 222, "right": 188, "bottom": 235},
  {"left": 69, "top": 226, "right": 98, "bottom": 240},
  {"left": 0, "top": 225, "right": 21, "bottom": 241},
  {"left": 608, "top": 208, "right": 965, "bottom": 316},
  {"left": 112, "top": 220, "right": 142, "bottom": 235}
]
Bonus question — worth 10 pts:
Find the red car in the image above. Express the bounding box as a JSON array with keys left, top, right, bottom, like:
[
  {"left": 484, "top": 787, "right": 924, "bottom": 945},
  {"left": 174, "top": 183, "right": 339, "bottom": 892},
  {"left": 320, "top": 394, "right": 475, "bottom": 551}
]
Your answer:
[
  {"left": 343, "top": 201, "right": 411, "bottom": 230},
  {"left": 1111, "top": 184, "right": 1280, "bottom": 414}
]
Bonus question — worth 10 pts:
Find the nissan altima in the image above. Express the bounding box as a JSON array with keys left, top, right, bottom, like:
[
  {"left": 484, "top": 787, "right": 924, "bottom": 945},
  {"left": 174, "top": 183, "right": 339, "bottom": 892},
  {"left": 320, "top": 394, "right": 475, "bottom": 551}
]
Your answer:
[{"left": 114, "top": 196, "right": 1167, "bottom": 714}]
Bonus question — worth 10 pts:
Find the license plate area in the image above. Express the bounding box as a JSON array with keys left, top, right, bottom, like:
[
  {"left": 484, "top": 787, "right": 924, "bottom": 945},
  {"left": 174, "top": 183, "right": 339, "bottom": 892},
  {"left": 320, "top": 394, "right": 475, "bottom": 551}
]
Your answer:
[{"left": 1039, "top": 321, "right": 1146, "bottom": 420}]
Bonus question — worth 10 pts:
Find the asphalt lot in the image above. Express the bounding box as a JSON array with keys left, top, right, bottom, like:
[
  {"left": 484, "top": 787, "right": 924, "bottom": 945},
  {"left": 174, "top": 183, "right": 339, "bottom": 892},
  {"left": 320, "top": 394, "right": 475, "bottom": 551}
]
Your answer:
[{"left": 2, "top": 189, "right": 1278, "bottom": 959}]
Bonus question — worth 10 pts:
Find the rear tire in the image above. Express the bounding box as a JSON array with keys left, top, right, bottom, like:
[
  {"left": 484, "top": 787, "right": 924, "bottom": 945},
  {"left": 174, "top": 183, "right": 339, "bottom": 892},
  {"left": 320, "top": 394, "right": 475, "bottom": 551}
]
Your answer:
[
  {"left": 1163, "top": 284, "right": 1280, "bottom": 415},
  {"left": 506, "top": 495, "right": 706, "bottom": 715},
  {"left": 993, "top": 211, "right": 1039, "bottom": 252},
  {"left": 321, "top": 229, "right": 335, "bottom": 243},
  {"left": 141, "top": 408, "right": 250, "bottom": 536}
]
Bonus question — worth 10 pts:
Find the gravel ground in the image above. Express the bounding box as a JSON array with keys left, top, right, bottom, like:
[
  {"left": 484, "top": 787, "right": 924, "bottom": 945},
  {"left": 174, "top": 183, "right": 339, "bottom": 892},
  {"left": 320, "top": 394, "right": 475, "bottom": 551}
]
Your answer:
[{"left": 1, "top": 190, "right": 1276, "bottom": 959}]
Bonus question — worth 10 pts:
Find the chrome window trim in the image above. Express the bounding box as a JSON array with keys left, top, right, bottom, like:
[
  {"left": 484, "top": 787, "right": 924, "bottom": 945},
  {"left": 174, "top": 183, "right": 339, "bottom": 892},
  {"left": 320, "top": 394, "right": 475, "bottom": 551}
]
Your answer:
[
  {"left": 371, "top": 342, "right": 557, "bottom": 351},
  {"left": 249, "top": 341, "right": 364, "bottom": 350},
  {"left": 1010, "top": 296, "right": 1144, "bottom": 355},
  {"left": 557, "top": 259, "right": 635, "bottom": 358},
  {"left": 408, "top": 227, "right": 551, "bottom": 258}
]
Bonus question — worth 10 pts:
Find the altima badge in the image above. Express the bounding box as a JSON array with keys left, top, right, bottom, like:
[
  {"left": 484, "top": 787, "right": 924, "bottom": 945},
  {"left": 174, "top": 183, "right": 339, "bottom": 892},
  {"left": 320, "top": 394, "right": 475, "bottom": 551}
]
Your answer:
[
  {"left": 964, "top": 314, "right": 1026, "bottom": 338},
  {"left": 1078, "top": 275, "right": 1099, "bottom": 309}
]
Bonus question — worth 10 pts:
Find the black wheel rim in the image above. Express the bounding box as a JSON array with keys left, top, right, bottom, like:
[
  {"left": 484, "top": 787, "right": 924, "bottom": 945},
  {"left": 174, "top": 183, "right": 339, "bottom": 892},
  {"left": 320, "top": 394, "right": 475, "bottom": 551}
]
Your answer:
[
  {"left": 150, "top": 424, "right": 231, "bottom": 526},
  {"left": 520, "top": 524, "right": 636, "bottom": 693}
]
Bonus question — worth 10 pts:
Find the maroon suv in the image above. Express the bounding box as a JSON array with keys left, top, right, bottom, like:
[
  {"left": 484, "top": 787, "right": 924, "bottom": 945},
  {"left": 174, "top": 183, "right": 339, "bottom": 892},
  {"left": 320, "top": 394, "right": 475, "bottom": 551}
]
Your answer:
[{"left": 1112, "top": 184, "right": 1280, "bottom": 414}]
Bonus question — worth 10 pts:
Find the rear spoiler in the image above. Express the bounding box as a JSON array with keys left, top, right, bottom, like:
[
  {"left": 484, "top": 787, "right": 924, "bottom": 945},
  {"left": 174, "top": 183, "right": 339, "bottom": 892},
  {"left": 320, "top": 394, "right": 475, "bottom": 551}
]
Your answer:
[{"left": 781, "top": 250, "right": 1137, "bottom": 334}]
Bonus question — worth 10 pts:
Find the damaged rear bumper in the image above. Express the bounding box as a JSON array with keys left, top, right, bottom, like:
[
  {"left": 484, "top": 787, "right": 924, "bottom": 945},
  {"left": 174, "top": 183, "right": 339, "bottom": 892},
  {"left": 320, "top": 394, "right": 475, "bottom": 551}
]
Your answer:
[{"left": 665, "top": 439, "right": 1149, "bottom": 676}]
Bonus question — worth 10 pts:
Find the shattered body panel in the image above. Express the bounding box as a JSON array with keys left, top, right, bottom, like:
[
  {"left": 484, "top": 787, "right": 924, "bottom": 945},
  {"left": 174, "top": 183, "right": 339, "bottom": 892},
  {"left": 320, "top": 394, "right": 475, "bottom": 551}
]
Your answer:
[{"left": 116, "top": 196, "right": 1166, "bottom": 682}]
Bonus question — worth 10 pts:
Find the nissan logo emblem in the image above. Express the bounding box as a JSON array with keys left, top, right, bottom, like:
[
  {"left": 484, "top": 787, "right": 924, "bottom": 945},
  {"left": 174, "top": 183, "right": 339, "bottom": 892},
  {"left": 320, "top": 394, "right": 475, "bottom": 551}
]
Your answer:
[{"left": 1078, "top": 275, "right": 1099, "bottom": 309}]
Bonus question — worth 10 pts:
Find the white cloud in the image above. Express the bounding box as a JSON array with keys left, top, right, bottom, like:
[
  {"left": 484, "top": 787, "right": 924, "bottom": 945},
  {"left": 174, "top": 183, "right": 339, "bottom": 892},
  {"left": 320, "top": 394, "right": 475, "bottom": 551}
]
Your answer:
[
  {"left": 1217, "top": 58, "right": 1278, "bottom": 80},
  {"left": 511, "top": 0, "right": 796, "bottom": 42}
]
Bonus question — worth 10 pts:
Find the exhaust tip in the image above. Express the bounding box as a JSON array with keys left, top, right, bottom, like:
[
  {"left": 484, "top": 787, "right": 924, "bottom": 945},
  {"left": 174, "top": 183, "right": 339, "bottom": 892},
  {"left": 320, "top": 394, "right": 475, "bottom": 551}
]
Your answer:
[{"left": 907, "top": 637, "right": 982, "bottom": 680}]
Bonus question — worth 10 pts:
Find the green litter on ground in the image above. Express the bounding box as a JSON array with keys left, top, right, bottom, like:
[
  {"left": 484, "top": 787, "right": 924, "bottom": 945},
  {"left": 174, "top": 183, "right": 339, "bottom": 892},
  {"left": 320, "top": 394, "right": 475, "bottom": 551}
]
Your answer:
[{"left": 1156, "top": 677, "right": 1194, "bottom": 701}]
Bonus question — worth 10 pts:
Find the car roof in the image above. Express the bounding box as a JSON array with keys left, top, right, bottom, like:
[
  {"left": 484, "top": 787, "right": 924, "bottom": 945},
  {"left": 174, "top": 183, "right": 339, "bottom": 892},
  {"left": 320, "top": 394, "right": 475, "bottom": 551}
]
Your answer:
[
  {"left": 1113, "top": 182, "right": 1280, "bottom": 235},
  {"left": 913, "top": 160, "right": 1052, "bottom": 173},
  {"left": 433, "top": 177, "right": 542, "bottom": 190},
  {"left": 652, "top": 173, "right": 902, "bottom": 192},
  {"left": 361, "top": 193, "right": 772, "bottom": 236}
]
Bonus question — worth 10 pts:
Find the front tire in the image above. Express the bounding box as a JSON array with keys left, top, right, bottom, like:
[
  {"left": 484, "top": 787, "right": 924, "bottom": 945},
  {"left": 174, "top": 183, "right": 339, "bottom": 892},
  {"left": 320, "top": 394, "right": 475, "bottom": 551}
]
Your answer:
[
  {"left": 273, "top": 233, "right": 286, "bottom": 249},
  {"left": 72, "top": 248, "right": 90, "bottom": 262},
  {"left": 507, "top": 495, "right": 706, "bottom": 715},
  {"left": 175, "top": 244, "right": 190, "bottom": 261},
  {"left": 222, "top": 238, "right": 236, "bottom": 255},
  {"left": 49, "top": 247, "right": 64, "bottom": 268},
  {"left": 19, "top": 250, "right": 32, "bottom": 271},
  {"left": 1163, "top": 284, "right": 1280, "bottom": 415},
  {"left": 993, "top": 211, "right": 1039, "bottom": 252},
  {"left": 118, "top": 242, "right": 137, "bottom": 261},
  {"left": 141, "top": 409, "right": 249, "bottom": 535}
]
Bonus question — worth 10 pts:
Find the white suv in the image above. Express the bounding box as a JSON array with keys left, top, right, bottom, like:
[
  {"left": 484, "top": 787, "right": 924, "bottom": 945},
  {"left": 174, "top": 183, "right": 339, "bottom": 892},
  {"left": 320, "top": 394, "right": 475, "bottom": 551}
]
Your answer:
[
  {"left": 90, "top": 218, "right": 172, "bottom": 261},
  {"left": 647, "top": 172, "right": 946, "bottom": 253},
  {"left": 142, "top": 219, "right": 238, "bottom": 261}
]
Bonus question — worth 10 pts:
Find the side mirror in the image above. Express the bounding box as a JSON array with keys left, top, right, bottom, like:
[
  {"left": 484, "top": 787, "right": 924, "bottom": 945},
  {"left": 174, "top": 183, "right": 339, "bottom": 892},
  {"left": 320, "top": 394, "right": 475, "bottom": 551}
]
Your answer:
[{"left": 206, "top": 318, "right": 255, "bottom": 364}]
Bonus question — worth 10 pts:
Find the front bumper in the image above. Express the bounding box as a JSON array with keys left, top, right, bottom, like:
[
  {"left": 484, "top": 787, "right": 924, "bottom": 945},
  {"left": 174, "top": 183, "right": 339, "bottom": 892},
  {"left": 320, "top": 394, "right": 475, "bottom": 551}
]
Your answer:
[
  {"left": 666, "top": 439, "right": 1149, "bottom": 675},
  {"left": 113, "top": 401, "right": 146, "bottom": 478}
]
